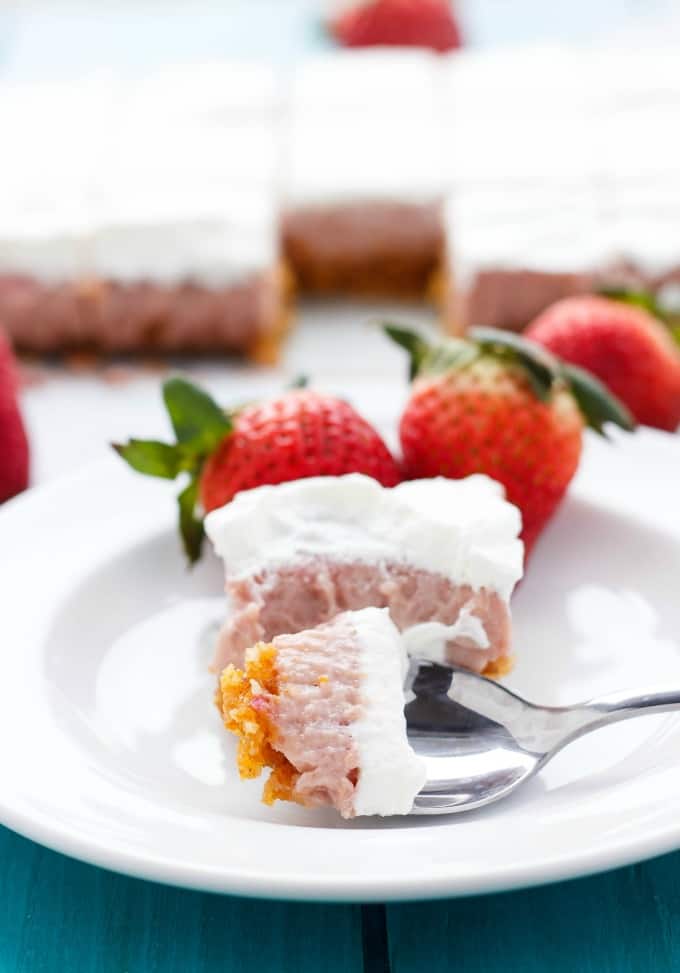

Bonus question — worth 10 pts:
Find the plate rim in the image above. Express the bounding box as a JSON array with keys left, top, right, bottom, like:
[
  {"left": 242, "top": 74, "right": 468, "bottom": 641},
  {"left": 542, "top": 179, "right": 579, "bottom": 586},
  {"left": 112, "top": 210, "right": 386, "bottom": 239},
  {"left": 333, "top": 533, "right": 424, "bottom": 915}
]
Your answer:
[{"left": 2, "top": 793, "right": 680, "bottom": 903}]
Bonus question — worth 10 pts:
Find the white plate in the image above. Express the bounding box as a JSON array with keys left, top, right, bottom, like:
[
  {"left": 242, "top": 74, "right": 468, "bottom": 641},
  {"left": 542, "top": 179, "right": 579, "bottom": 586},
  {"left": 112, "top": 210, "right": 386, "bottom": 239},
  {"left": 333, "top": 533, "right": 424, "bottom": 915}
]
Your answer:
[{"left": 1, "top": 426, "right": 680, "bottom": 902}]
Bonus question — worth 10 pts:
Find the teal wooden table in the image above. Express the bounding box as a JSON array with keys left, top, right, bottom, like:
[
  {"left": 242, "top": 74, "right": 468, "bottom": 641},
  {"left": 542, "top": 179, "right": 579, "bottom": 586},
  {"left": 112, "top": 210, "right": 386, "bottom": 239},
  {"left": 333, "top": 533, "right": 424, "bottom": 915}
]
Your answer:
[
  {"left": 3, "top": 823, "right": 680, "bottom": 972},
  {"left": 4, "top": 3, "right": 680, "bottom": 970}
]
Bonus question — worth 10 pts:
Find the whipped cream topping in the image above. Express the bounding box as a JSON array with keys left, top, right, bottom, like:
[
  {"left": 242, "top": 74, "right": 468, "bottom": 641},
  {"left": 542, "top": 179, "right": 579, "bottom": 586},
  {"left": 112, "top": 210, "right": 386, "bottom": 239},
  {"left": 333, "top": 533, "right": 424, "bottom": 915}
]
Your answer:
[
  {"left": 132, "top": 62, "right": 281, "bottom": 121},
  {"left": 290, "top": 49, "right": 440, "bottom": 112},
  {"left": 445, "top": 182, "right": 680, "bottom": 281},
  {"left": 0, "top": 74, "right": 279, "bottom": 285},
  {"left": 285, "top": 112, "right": 446, "bottom": 207},
  {"left": 285, "top": 49, "right": 445, "bottom": 206},
  {"left": 0, "top": 190, "right": 277, "bottom": 286},
  {"left": 4, "top": 48, "right": 680, "bottom": 282},
  {"left": 443, "top": 188, "right": 607, "bottom": 281},
  {"left": 401, "top": 609, "right": 490, "bottom": 664},
  {"left": 441, "top": 46, "right": 680, "bottom": 280},
  {"left": 205, "top": 473, "right": 524, "bottom": 602},
  {"left": 86, "top": 189, "right": 277, "bottom": 286},
  {"left": 0, "top": 208, "right": 93, "bottom": 282},
  {"left": 349, "top": 607, "right": 426, "bottom": 817}
]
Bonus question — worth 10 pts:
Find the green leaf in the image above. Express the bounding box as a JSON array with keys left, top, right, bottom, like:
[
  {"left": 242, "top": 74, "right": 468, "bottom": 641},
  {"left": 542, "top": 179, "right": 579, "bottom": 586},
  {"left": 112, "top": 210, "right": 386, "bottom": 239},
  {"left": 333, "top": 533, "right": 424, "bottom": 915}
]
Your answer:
[
  {"left": 598, "top": 286, "right": 661, "bottom": 317},
  {"left": 599, "top": 286, "right": 680, "bottom": 349},
  {"left": 383, "top": 324, "right": 432, "bottom": 380},
  {"left": 425, "top": 339, "right": 480, "bottom": 375},
  {"left": 114, "top": 377, "right": 235, "bottom": 565},
  {"left": 562, "top": 362, "right": 636, "bottom": 436},
  {"left": 112, "top": 439, "right": 182, "bottom": 479},
  {"left": 471, "top": 327, "right": 558, "bottom": 402},
  {"left": 288, "top": 374, "right": 309, "bottom": 389},
  {"left": 177, "top": 476, "right": 205, "bottom": 565},
  {"left": 669, "top": 321, "right": 680, "bottom": 348},
  {"left": 162, "top": 377, "right": 232, "bottom": 444}
]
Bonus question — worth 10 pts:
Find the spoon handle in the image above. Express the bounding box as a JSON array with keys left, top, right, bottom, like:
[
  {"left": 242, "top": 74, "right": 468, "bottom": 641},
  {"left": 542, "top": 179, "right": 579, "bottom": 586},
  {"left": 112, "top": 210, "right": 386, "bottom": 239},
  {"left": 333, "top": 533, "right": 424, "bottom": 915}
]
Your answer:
[
  {"left": 538, "top": 688, "right": 680, "bottom": 754},
  {"left": 412, "top": 663, "right": 680, "bottom": 757}
]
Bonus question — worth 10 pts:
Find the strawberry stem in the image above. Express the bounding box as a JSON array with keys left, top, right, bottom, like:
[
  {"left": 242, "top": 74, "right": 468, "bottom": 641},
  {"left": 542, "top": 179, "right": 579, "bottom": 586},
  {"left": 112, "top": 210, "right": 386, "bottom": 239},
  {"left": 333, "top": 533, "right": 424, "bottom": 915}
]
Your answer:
[
  {"left": 177, "top": 476, "right": 204, "bottom": 565},
  {"left": 112, "top": 439, "right": 183, "bottom": 479},
  {"left": 386, "top": 321, "right": 637, "bottom": 435},
  {"left": 471, "top": 327, "right": 556, "bottom": 402},
  {"left": 288, "top": 374, "right": 310, "bottom": 389},
  {"left": 561, "top": 363, "right": 636, "bottom": 436},
  {"left": 599, "top": 286, "right": 660, "bottom": 317},
  {"left": 113, "top": 375, "right": 233, "bottom": 564},
  {"left": 600, "top": 286, "right": 680, "bottom": 350},
  {"left": 382, "top": 323, "right": 431, "bottom": 380},
  {"left": 163, "top": 377, "right": 232, "bottom": 444}
]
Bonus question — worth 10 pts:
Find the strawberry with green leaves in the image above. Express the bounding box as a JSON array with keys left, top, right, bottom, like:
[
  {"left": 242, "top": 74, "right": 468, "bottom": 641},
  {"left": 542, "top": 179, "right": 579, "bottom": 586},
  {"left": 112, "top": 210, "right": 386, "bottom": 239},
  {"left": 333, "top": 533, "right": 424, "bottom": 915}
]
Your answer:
[
  {"left": 526, "top": 294, "right": 680, "bottom": 431},
  {"left": 386, "top": 325, "right": 635, "bottom": 554},
  {"left": 114, "top": 378, "right": 401, "bottom": 563}
]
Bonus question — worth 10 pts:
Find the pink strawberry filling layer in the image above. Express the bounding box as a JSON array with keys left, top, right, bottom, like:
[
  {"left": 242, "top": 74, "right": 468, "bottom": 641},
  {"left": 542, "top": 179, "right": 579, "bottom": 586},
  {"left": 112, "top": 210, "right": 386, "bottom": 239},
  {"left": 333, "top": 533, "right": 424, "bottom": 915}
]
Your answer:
[
  {"left": 268, "top": 616, "right": 362, "bottom": 817},
  {"left": 212, "top": 558, "right": 510, "bottom": 675}
]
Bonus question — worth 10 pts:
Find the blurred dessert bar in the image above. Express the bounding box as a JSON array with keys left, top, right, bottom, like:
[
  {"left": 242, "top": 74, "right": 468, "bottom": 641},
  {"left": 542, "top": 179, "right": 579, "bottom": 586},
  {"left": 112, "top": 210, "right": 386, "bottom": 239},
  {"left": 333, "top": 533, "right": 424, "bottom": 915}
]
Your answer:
[
  {"left": 440, "top": 49, "right": 594, "bottom": 331},
  {"left": 3, "top": 48, "right": 680, "bottom": 353},
  {"left": 440, "top": 48, "right": 680, "bottom": 332},
  {"left": 0, "top": 67, "right": 290, "bottom": 360},
  {"left": 443, "top": 183, "right": 602, "bottom": 333},
  {"left": 281, "top": 50, "right": 445, "bottom": 298}
]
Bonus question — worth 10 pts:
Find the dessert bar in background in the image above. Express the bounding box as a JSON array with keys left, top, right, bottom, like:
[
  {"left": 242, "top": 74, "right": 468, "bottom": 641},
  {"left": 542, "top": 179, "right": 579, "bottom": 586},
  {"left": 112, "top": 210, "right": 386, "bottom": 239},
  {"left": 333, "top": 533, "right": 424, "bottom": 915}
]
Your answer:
[
  {"left": 442, "top": 183, "right": 603, "bottom": 333},
  {"left": 0, "top": 65, "right": 290, "bottom": 361},
  {"left": 440, "top": 48, "right": 680, "bottom": 331},
  {"left": 281, "top": 50, "right": 446, "bottom": 298},
  {"left": 1, "top": 47, "right": 680, "bottom": 356}
]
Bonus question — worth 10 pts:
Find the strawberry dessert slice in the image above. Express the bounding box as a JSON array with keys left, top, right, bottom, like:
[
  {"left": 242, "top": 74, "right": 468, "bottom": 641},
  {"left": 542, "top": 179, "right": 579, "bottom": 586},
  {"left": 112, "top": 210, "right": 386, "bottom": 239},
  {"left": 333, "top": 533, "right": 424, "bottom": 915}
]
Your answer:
[
  {"left": 205, "top": 473, "right": 524, "bottom": 677},
  {"left": 219, "top": 607, "right": 426, "bottom": 818}
]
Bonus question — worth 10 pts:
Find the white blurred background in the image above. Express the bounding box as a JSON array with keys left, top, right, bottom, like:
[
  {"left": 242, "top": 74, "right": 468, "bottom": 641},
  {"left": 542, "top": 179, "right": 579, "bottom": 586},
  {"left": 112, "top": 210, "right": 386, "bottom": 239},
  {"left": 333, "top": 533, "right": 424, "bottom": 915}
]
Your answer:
[{"left": 1, "top": 0, "right": 680, "bottom": 83}]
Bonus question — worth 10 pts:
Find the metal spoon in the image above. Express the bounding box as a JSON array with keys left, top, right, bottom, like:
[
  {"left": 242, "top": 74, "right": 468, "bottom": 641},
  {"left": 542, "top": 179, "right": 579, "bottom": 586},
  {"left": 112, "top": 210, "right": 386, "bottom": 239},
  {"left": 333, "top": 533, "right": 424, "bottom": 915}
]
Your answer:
[{"left": 405, "top": 658, "right": 680, "bottom": 815}]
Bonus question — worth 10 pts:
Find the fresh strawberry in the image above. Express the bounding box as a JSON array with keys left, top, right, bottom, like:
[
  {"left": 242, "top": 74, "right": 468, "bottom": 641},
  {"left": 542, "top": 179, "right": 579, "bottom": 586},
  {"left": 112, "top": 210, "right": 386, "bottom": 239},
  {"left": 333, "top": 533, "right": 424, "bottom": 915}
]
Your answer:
[
  {"left": 0, "top": 329, "right": 29, "bottom": 504},
  {"left": 114, "top": 378, "right": 401, "bottom": 563},
  {"left": 386, "top": 325, "right": 634, "bottom": 554},
  {"left": 329, "top": 0, "right": 462, "bottom": 52},
  {"left": 525, "top": 295, "right": 680, "bottom": 432}
]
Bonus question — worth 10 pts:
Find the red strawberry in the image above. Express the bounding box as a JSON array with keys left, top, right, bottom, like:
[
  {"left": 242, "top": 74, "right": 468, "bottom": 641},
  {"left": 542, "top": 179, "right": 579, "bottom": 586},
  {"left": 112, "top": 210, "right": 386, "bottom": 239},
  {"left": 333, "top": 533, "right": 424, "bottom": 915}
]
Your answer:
[
  {"left": 0, "top": 329, "right": 29, "bottom": 503},
  {"left": 386, "top": 325, "right": 634, "bottom": 554},
  {"left": 114, "top": 378, "right": 400, "bottom": 562},
  {"left": 525, "top": 295, "right": 680, "bottom": 432},
  {"left": 330, "top": 0, "right": 462, "bottom": 52}
]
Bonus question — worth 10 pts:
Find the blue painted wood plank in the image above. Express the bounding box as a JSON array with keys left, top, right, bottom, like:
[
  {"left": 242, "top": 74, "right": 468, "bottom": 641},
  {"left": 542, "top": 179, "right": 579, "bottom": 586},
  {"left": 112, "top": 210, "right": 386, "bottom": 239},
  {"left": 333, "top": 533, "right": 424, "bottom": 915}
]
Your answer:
[
  {"left": 387, "top": 854, "right": 680, "bottom": 972},
  {"left": 0, "top": 826, "right": 363, "bottom": 973}
]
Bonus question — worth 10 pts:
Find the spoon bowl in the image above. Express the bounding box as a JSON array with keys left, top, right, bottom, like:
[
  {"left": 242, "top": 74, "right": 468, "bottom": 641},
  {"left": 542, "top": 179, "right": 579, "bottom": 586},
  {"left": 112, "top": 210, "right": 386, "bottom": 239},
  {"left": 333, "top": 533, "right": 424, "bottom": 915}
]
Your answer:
[{"left": 405, "top": 659, "right": 680, "bottom": 815}]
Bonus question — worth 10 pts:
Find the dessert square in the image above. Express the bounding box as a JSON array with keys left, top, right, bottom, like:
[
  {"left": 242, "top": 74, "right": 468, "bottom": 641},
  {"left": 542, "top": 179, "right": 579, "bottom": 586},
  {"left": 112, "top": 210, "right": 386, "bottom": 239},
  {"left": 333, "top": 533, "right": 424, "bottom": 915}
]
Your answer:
[
  {"left": 282, "top": 51, "right": 445, "bottom": 298},
  {"left": 440, "top": 47, "right": 680, "bottom": 331},
  {"left": 206, "top": 473, "right": 523, "bottom": 677},
  {"left": 442, "top": 182, "right": 602, "bottom": 332},
  {"left": 0, "top": 71, "right": 289, "bottom": 360}
]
